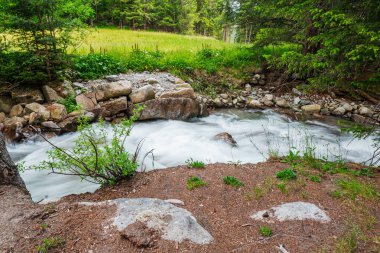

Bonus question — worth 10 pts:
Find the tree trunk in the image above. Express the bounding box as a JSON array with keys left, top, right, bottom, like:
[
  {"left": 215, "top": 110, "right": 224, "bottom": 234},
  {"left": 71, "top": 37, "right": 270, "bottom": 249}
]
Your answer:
[{"left": 0, "top": 133, "right": 27, "bottom": 191}]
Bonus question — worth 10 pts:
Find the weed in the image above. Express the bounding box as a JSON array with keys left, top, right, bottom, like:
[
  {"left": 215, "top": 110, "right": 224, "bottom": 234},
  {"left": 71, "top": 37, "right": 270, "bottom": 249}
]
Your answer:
[
  {"left": 309, "top": 175, "right": 321, "bottom": 183},
  {"left": 36, "top": 237, "right": 65, "bottom": 253},
  {"left": 336, "top": 179, "right": 379, "bottom": 200},
  {"left": 187, "top": 176, "right": 207, "bottom": 190},
  {"left": 247, "top": 178, "right": 275, "bottom": 200},
  {"left": 259, "top": 226, "right": 273, "bottom": 237},
  {"left": 223, "top": 176, "right": 245, "bottom": 188},
  {"left": 39, "top": 223, "right": 48, "bottom": 231},
  {"left": 276, "top": 168, "right": 297, "bottom": 180},
  {"left": 58, "top": 95, "right": 81, "bottom": 113},
  {"left": 276, "top": 183, "right": 288, "bottom": 194},
  {"left": 186, "top": 158, "right": 205, "bottom": 168},
  {"left": 334, "top": 224, "right": 363, "bottom": 253}
]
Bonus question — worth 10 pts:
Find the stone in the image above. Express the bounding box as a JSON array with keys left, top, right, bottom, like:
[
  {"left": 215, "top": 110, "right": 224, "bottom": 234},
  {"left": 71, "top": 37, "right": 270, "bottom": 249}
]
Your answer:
[
  {"left": 358, "top": 106, "right": 374, "bottom": 117},
  {"left": 75, "top": 94, "right": 96, "bottom": 111},
  {"left": 28, "top": 112, "right": 41, "bottom": 125},
  {"left": 160, "top": 88, "right": 196, "bottom": 100},
  {"left": 301, "top": 104, "right": 321, "bottom": 113},
  {"left": 41, "top": 121, "right": 61, "bottom": 131},
  {"left": 275, "top": 98, "right": 290, "bottom": 108},
  {"left": 130, "top": 85, "right": 156, "bottom": 104},
  {"left": 0, "top": 112, "right": 5, "bottom": 123},
  {"left": 213, "top": 132, "right": 237, "bottom": 147},
  {"left": 165, "top": 199, "right": 185, "bottom": 206},
  {"left": 145, "top": 78, "right": 159, "bottom": 84},
  {"left": 82, "top": 198, "right": 213, "bottom": 244},
  {"left": 11, "top": 89, "right": 44, "bottom": 104},
  {"left": 58, "top": 112, "right": 95, "bottom": 132},
  {"left": 24, "top": 103, "right": 46, "bottom": 114},
  {"left": 292, "top": 88, "right": 302, "bottom": 96},
  {"left": 174, "top": 78, "right": 185, "bottom": 84},
  {"left": 0, "top": 96, "right": 13, "bottom": 114},
  {"left": 251, "top": 201, "right": 331, "bottom": 223},
  {"left": 55, "top": 81, "right": 76, "bottom": 98},
  {"left": 254, "top": 74, "right": 261, "bottom": 80},
  {"left": 175, "top": 83, "right": 192, "bottom": 89},
  {"left": 245, "top": 84, "right": 252, "bottom": 92},
  {"left": 3, "top": 116, "right": 26, "bottom": 127},
  {"left": 9, "top": 104, "right": 24, "bottom": 117},
  {"left": 293, "top": 97, "right": 301, "bottom": 105},
  {"left": 264, "top": 94, "right": 274, "bottom": 101},
  {"left": 42, "top": 85, "right": 62, "bottom": 103},
  {"left": 96, "top": 81, "right": 132, "bottom": 101},
  {"left": 247, "top": 99, "right": 262, "bottom": 109},
  {"left": 100, "top": 97, "right": 128, "bottom": 117},
  {"left": 262, "top": 99, "right": 274, "bottom": 107},
  {"left": 220, "top": 94, "right": 228, "bottom": 99},
  {"left": 46, "top": 103, "right": 67, "bottom": 121},
  {"left": 105, "top": 75, "right": 119, "bottom": 82},
  {"left": 2, "top": 117, "right": 25, "bottom": 142},
  {"left": 351, "top": 114, "right": 368, "bottom": 124},
  {"left": 133, "top": 98, "right": 200, "bottom": 121},
  {"left": 342, "top": 103, "right": 353, "bottom": 112},
  {"left": 332, "top": 106, "right": 346, "bottom": 116}
]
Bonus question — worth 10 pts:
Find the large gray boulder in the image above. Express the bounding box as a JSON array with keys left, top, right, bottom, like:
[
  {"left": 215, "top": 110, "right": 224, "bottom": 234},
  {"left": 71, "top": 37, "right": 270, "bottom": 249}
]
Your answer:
[
  {"left": 132, "top": 98, "right": 201, "bottom": 121},
  {"left": 81, "top": 198, "right": 213, "bottom": 245}
]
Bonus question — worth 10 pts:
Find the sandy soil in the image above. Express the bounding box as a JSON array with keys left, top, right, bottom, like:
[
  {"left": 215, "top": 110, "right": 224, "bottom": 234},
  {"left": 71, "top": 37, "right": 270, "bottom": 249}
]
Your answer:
[{"left": 4, "top": 162, "right": 380, "bottom": 253}]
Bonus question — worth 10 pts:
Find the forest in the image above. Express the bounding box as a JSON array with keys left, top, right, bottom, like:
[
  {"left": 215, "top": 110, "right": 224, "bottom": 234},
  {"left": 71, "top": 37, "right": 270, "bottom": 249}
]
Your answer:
[{"left": 0, "top": 0, "right": 379, "bottom": 94}]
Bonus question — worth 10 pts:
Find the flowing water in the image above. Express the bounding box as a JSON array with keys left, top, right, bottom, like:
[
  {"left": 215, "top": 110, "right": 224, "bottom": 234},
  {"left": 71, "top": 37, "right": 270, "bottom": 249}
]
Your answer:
[{"left": 8, "top": 109, "right": 376, "bottom": 202}]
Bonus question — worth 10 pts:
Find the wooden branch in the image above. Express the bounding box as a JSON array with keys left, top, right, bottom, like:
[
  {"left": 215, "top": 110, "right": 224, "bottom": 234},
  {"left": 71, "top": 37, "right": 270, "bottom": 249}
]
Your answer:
[{"left": 356, "top": 89, "right": 380, "bottom": 105}]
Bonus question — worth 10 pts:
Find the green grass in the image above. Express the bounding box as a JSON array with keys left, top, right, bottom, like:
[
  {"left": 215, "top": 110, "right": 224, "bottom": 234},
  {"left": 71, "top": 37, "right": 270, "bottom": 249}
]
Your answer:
[
  {"left": 259, "top": 226, "right": 273, "bottom": 237},
  {"left": 309, "top": 175, "right": 321, "bottom": 183},
  {"left": 223, "top": 176, "right": 245, "bottom": 188},
  {"left": 186, "top": 158, "right": 205, "bottom": 169},
  {"left": 336, "top": 178, "right": 379, "bottom": 200},
  {"left": 187, "top": 176, "right": 207, "bottom": 190},
  {"left": 36, "top": 237, "right": 65, "bottom": 253},
  {"left": 74, "top": 28, "right": 237, "bottom": 54}
]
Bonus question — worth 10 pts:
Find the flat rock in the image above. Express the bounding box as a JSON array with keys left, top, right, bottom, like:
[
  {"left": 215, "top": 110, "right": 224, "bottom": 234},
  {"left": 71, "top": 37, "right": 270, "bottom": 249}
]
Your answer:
[
  {"left": 251, "top": 201, "right": 331, "bottom": 223},
  {"left": 10, "top": 104, "right": 24, "bottom": 117},
  {"left": 83, "top": 198, "right": 213, "bottom": 244},
  {"left": 160, "top": 88, "right": 196, "bottom": 100},
  {"left": 96, "top": 81, "right": 132, "bottom": 101},
  {"left": 100, "top": 97, "right": 128, "bottom": 117},
  {"left": 301, "top": 104, "right": 321, "bottom": 113}
]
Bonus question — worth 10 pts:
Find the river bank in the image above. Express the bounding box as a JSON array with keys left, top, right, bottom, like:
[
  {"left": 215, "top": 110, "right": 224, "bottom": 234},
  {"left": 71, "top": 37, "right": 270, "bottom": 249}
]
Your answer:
[{"left": 2, "top": 162, "right": 379, "bottom": 252}]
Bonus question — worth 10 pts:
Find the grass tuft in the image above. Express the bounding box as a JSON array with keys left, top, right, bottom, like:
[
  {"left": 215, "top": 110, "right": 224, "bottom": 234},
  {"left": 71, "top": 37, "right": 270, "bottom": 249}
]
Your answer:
[
  {"left": 276, "top": 168, "right": 297, "bottom": 180},
  {"left": 259, "top": 226, "right": 273, "bottom": 237},
  {"left": 187, "top": 176, "right": 207, "bottom": 190},
  {"left": 223, "top": 176, "right": 245, "bottom": 188}
]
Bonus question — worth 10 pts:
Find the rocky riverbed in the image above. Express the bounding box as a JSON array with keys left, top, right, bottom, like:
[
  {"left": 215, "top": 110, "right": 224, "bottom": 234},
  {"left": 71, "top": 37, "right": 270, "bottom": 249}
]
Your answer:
[{"left": 0, "top": 71, "right": 378, "bottom": 143}]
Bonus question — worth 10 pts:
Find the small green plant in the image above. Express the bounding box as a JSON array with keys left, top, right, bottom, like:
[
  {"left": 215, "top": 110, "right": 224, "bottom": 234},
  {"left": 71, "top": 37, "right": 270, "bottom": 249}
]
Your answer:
[
  {"left": 58, "top": 94, "right": 81, "bottom": 113},
  {"left": 223, "top": 176, "right": 245, "bottom": 188},
  {"left": 276, "top": 182, "right": 288, "bottom": 194},
  {"left": 187, "top": 176, "right": 207, "bottom": 190},
  {"left": 309, "top": 175, "right": 321, "bottom": 183},
  {"left": 259, "top": 226, "right": 273, "bottom": 237},
  {"left": 276, "top": 168, "right": 297, "bottom": 180},
  {"left": 36, "top": 237, "right": 65, "bottom": 253},
  {"left": 39, "top": 223, "right": 48, "bottom": 231},
  {"left": 186, "top": 158, "right": 205, "bottom": 168}
]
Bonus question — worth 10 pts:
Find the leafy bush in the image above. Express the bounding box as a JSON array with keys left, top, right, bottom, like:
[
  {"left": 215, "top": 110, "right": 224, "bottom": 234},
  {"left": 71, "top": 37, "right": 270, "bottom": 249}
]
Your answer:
[
  {"left": 186, "top": 158, "right": 205, "bottom": 168},
  {"left": 33, "top": 106, "right": 144, "bottom": 186},
  {"left": 58, "top": 94, "right": 81, "bottom": 113},
  {"left": 276, "top": 169, "right": 297, "bottom": 181},
  {"left": 223, "top": 176, "right": 245, "bottom": 188},
  {"left": 72, "top": 54, "right": 125, "bottom": 80},
  {"left": 259, "top": 226, "right": 273, "bottom": 237},
  {"left": 187, "top": 176, "right": 207, "bottom": 190}
]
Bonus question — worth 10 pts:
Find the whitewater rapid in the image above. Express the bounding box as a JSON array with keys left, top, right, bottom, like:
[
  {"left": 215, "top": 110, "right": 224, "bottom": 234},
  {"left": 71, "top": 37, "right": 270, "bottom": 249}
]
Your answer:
[{"left": 8, "top": 109, "right": 375, "bottom": 202}]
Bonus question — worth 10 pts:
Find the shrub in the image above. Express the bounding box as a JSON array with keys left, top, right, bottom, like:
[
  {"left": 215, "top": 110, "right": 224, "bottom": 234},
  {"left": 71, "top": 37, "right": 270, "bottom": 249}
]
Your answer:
[
  {"left": 186, "top": 158, "right": 205, "bottom": 168},
  {"left": 58, "top": 94, "right": 81, "bottom": 113},
  {"left": 259, "top": 226, "right": 273, "bottom": 237},
  {"left": 187, "top": 176, "right": 207, "bottom": 190},
  {"left": 223, "top": 176, "right": 245, "bottom": 188},
  {"left": 72, "top": 54, "right": 125, "bottom": 80},
  {"left": 33, "top": 106, "right": 144, "bottom": 186},
  {"left": 276, "top": 169, "right": 297, "bottom": 180}
]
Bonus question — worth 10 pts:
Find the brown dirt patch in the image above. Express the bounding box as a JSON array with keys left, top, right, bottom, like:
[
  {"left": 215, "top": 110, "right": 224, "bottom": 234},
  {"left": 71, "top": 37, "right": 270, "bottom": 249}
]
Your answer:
[{"left": 10, "top": 162, "right": 380, "bottom": 253}]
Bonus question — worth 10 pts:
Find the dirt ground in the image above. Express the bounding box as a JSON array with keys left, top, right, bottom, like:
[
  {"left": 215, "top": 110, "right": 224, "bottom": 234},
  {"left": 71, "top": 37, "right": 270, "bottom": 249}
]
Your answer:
[{"left": 4, "top": 161, "right": 380, "bottom": 253}]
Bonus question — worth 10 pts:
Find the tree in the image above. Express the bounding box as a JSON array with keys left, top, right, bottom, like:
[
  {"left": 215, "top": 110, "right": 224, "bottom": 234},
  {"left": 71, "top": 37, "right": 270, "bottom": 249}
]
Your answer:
[
  {"left": 0, "top": 133, "right": 27, "bottom": 191},
  {"left": 0, "top": 0, "right": 93, "bottom": 85}
]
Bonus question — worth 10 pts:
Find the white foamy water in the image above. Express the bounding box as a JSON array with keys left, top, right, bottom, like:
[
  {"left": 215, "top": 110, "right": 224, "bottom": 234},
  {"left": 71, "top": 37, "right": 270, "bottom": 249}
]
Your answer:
[{"left": 7, "top": 109, "right": 376, "bottom": 202}]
